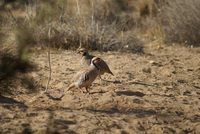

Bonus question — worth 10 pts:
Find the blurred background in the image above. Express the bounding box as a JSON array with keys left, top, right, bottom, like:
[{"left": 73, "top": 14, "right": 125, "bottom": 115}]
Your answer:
[
  {"left": 0, "top": 0, "right": 200, "bottom": 91},
  {"left": 1, "top": 1, "right": 200, "bottom": 133}
]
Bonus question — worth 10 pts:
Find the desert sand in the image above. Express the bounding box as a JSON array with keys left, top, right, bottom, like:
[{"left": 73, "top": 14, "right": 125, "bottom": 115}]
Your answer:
[{"left": 0, "top": 44, "right": 200, "bottom": 134}]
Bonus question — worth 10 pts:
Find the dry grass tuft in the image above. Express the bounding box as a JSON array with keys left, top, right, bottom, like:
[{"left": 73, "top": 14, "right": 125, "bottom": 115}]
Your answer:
[
  {"left": 159, "top": 0, "right": 200, "bottom": 46},
  {"left": 2, "top": 0, "right": 200, "bottom": 52},
  {"left": 11, "top": 0, "right": 144, "bottom": 53}
]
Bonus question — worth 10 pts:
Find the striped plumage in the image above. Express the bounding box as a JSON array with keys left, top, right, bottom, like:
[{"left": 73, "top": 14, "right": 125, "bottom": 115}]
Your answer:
[
  {"left": 77, "top": 48, "right": 114, "bottom": 78},
  {"left": 67, "top": 57, "right": 101, "bottom": 93}
]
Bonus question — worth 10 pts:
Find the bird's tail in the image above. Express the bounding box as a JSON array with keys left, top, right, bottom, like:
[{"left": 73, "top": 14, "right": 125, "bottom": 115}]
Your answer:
[
  {"left": 66, "top": 83, "right": 75, "bottom": 91},
  {"left": 108, "top": 69, "right": 114, "bottom": 76}
]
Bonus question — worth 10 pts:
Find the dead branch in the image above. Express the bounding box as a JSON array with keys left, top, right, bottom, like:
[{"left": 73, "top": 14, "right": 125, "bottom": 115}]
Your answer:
[
  {"left": 45, "top": 27, "right": 52, "bottom": 92},
  {"left": 127, "top": 80, "right": 159, "bottom": 87},
  {"left": 44, "top": 27, "right": 65, "bottom": 100},
  {"left": 76, "top": 0, "right": 80, "bottom": 15}
]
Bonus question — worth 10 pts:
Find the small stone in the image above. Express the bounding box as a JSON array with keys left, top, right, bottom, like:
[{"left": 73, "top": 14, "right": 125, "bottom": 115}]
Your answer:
[
  {"left": 177, "top": 79, "right": 186, "bottom": 83},
  {"left": 187, "top": 68, "right": 193, "bottom": 71},
  {"left": 166, "top": 86, "right": 173, "bottom": 89},
  {"left": 149, "top": 60, "right": 156, "bottom": 64},
  {"left": 142, "top": 67, "right": 151, "bottom": 73},
  {"left": 183, "top": 91, "right": 191, "bottom": 96},
  {"left": 149, "top": 60, "right": 162, "bottom": 66}
]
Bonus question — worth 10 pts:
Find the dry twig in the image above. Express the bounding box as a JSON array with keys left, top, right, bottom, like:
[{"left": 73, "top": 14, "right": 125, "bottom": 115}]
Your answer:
[{"left": 45, "top": 27, "right": 52, "bottom": 92}]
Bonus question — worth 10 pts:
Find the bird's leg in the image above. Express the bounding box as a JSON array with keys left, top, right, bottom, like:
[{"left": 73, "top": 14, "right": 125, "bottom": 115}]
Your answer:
[
  {"left": 99, "top": 75, "right": 103, "bottom": 80},
  {"left": 99, "top": 75, "right": 104, "bottom": 84},
  {"left": 80, "top": 88, "right": 85, "bottom": 94},
  {"left": 80, "top": 87, "right": 89, "bottom": 95},
  {"left": 85, "top": 87, "right": 90, "bottom": 94},
  {"left": 99, "top": 75, "right": 107, "bottom": 82},
  {"left": 82, "top": 87, "right": 91, "bottom": 96},
  {"left": 99, "top": 75, "right": 106, "bottom": 90},
  {"left": 79, "top": 87, "right": 89, "bottom": 94}
]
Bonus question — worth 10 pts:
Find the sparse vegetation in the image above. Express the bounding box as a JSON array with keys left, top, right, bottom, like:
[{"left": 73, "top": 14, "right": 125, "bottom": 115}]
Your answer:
[
  {"left": 11, "top": 0, "right": 144, "bottom": 52},
  {"left": 159, "top": 0, "right": 200, "bottom": 46},
  {"left": 0, "top": 0, "right": 200, "bottom": 86},
  {"left": 1, "top": 1, "right": 200, "bottom": 133}
]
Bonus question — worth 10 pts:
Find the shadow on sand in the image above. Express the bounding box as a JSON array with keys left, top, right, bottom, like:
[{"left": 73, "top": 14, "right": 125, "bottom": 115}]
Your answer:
[
  {"left": 86, "top": 107, "right": 156, "bottom": 118},
  {"left": 0, "top": 95, "right": 28, "bottom": 108},
  {"left": 116, "top": 90, "right": 145, "bottom": 97}
]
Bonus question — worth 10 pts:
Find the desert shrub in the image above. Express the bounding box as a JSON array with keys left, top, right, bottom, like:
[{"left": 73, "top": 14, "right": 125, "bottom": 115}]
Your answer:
[
  {"left": 0, "top": 15, "right": 4, "bottom": 44},
  {"left": 13, "top": 0, "right": 144, "bottom": 53},
  {"left": 0, "top": 0, "right": 27, "bottom": 10},
  {"left": 0, "top": 50, "right": 37, "bottom": 95},
  {"left": 0, "top": 14, "right": 36, "bottom": 94},
  {"left": 159, "top": 0, "right": 200, "bottom": 46},
  {"left": 15, "top": 24, "right": 36, "bottom": 60},
  {"left": 0, "top": 51, "right": 34, "bottom": 79}
]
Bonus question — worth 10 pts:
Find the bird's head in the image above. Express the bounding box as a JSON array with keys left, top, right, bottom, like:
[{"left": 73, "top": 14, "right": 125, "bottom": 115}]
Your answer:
[{"left": 76, "top": 48, "right": 89, "bottom": 56}]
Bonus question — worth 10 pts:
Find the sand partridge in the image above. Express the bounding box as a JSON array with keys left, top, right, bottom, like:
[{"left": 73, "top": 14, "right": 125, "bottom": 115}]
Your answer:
[
  {"left": 77, "top": 48, "right": 114, "bottom": 79},
  {"left": 66, "top": 57, "right": 101, "bottom": 93}
]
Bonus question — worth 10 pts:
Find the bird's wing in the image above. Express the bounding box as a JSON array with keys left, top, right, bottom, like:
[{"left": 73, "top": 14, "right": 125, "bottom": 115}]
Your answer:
[{"left": 98, "top": 59, "right": 110, "bottom": 71}]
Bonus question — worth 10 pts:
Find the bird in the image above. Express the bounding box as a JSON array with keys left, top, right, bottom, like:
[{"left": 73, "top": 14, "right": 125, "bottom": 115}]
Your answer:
[
  {"left": 76, "top": 48, "right": 114, "bottom": 80},
  {"left": 77, "top": 48, "right": 95, "bottom": 67},
  {"left": 66, "top": 57, "right": 101, "bottom": 93}
]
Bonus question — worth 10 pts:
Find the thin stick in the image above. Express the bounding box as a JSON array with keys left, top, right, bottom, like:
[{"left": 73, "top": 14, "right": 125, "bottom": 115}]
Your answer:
[
  {"left": 76, "top": 0, "right": 80, "bottom": 15},
  {"left": 45, "top": 27, "right": 65, "bottom": 100},
  {"left": 45, "top": 27, "right": 52, "bottom": 92},
  {"left": 121, "top": 31, "right": 124, "bottom": 43},
  {"left": 79, "top": 38, "right": 82, "bottom": 48},
  {"left": 127, "top": 80, "right": 158, "bottom": 87},
  {"left": 29, "top": 32, "right": 63, "bottom": 102},
  {"left": 91, "top": 0, "right": 94, "bottom": 26},
  {"left": 96, "top": 23, "right": 99, "bottom": 33}
]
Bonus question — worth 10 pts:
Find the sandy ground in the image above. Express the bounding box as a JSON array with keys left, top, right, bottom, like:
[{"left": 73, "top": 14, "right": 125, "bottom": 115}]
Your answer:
[{"left": 0, "top": 44, "right": 200, "bottom": 134}]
